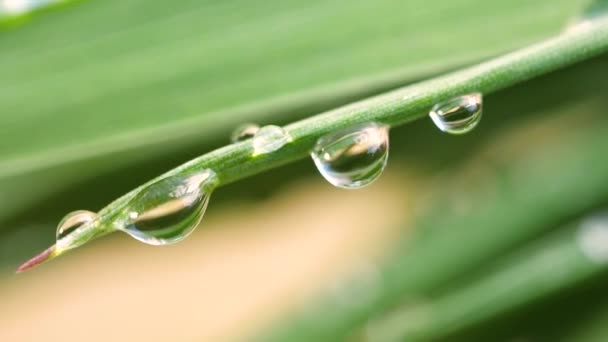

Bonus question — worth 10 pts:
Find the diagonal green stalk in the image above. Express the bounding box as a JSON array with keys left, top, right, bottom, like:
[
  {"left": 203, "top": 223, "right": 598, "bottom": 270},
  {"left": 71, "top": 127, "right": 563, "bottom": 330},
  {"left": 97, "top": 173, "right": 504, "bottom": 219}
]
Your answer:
[
  {"left": 17, "top": 19, "right": 608, "bottom": 268},
  {"left": 123, "top": 23, "right": 604, "bottom": 184},
  {"left": 97, "top": 18, "right": 608, "bottom": 220}
]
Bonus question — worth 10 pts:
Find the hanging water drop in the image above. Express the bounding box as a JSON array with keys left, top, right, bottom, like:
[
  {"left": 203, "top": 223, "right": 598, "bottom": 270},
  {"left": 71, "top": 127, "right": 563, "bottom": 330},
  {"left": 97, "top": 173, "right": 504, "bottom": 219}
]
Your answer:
[
  {"left": 429, "top": 93, "right": 482, "bottom": 134},
  {"left": 230, "top": 123, "right": 260, "bottom": 143},
  {"left": 55, "top": 210, "right": 99, "bottom": 251},
  {"left": 311, "top": 122, "right": 389, "bottom": 189},
  {"left": 119, "top": 169, "right": 218, "bottom": 245},
  {"left": 252, "top": 125, "right": 292, "bottom": 156}
]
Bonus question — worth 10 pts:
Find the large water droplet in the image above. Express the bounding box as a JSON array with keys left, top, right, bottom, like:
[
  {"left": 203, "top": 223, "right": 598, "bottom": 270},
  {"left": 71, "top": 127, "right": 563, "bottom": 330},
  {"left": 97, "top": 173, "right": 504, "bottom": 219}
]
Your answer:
[
  {"left": 311, "top": 122, "right": 389, "bottom": 189},
  {"left": 252, "top": 125, "right": 292, "bottom": 156},
  {"left": 429, "top": 93, "right": 482, "bottom": 134},
  {"left": 120, "top": 169, "right": 218, "bottom": 245},
  {"left": 230, "top": 123, "right": 260, "bottom": 143},
  {"left": 55, "top": 210, "right": 98, "bottom": 250}
]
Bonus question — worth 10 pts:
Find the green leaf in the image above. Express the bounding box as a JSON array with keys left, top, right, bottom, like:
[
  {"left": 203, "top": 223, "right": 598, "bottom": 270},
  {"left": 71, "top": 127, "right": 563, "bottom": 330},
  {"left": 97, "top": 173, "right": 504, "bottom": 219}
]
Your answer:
[{"left": 0, "top": 0, "right": 584, "bottom": 223}]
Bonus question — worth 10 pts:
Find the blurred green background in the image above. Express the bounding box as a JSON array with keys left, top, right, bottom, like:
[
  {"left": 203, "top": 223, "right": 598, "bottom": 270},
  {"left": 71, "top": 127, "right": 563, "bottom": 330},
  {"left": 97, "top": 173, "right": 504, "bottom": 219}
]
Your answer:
[{"left": 1, "top": 0, "right": 608, "bottom": 341}]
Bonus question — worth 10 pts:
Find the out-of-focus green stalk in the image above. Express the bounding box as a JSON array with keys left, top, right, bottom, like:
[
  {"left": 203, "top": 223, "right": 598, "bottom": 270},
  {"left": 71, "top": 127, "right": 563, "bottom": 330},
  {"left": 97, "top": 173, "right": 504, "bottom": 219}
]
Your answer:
[
  {"left": 256, "top": 113, "right": 608, "bottom": 341},
  {"left": 366, "top": 214, "right": 608, "bottom": 341}
]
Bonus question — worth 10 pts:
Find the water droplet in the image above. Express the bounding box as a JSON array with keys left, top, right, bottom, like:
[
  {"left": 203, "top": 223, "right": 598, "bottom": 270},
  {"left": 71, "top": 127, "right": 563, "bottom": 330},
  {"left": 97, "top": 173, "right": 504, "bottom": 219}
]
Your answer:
[
  {"left": 311, "top": 122, "right": 389, "bottom": 189},
  {"left": 429, "top": 93, "right": 482, "bottom": 134},
  {"left": 230, "top": 123, "right": 260, "bottom": 143},
  {"left": 577, "top": 212, "right": 608, "bottom": 264},
  {"left": 252, "top": 125, "right": 292, "bottom": 155},
  {"left": 55, "top": 210, "right": 98, "bottom": 250},
  {"left": 120, "top": 169, "right": 218, "bottom": 245}
]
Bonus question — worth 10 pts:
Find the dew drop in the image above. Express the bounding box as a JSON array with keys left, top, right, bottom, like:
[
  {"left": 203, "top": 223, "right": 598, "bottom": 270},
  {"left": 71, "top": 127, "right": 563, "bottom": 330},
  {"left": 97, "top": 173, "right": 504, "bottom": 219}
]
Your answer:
[
  {"left": 252, "top": 125, "right": 292, "bottom": 156},
  {"left": 429, "top": 93, "right": 482, "bottom": 134},
  {"left": 56, "top": 210, "right": 98, "bottom": 250},
  {"left": 311, "top": 122, "right": 389, "bottom": 189},
  {"left": 230, "top": 123, "right": 260, "bottom": 143},
  {"left": 120, "top": 169, "right": 218, "bottom": 245}
]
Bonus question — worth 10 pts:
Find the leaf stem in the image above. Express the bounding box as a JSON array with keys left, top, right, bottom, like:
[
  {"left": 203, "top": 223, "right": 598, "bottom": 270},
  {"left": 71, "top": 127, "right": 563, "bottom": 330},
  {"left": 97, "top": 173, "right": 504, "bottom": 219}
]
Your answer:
[
  {"left": 93, "top": 19, "right": 608, "bottom": 226},
  {"left": 43, "top": 16, "right": 602, "bottom": 270},
  {"left": 17, "top": 19, "right": 608, "bottom": 277}
]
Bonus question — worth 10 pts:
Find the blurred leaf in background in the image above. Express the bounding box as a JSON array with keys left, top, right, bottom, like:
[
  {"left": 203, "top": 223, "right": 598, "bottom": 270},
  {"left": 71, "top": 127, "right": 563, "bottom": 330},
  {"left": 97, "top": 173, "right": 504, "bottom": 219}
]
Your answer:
[{"left": 2, "top": 0, "right": 608, "bottom": 341}]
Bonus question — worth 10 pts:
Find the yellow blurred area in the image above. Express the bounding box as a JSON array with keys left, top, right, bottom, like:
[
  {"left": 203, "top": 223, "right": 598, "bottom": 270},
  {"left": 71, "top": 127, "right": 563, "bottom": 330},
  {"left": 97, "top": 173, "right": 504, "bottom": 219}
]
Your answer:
[{"left": 0, "top": 171, "right": 417, "bottom": 341}]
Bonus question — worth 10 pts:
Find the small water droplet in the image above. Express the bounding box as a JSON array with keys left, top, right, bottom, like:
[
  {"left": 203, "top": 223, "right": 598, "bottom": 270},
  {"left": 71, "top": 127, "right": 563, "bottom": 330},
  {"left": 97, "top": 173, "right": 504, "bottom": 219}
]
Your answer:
[
  {"left": 311, "top": 122, "right": 389, "bottom": 189},
  {"left": 230, "top": 123, "right": 260, "bottom": 143},
  {"left": 252, "top": 125, "right": 292, "bottom": 156},
  {"left": 120, "top": 169, "right": 218, "bottom": 245},
  {"left": 55, "top": 210, "right": 98, "bottom": 251},
  {"left": 429, "top": 93, "right": 482, "bottom": 134},
  {"left": 577, "top": 212, "right": 608, "bottom": 264}
]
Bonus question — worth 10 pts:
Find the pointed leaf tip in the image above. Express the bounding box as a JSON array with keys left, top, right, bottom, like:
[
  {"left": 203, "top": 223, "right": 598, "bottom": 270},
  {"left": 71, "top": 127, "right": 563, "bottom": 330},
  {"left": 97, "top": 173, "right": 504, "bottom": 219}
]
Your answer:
[{"left": 16, "top": 245, "right": 57, "bottom": 273}]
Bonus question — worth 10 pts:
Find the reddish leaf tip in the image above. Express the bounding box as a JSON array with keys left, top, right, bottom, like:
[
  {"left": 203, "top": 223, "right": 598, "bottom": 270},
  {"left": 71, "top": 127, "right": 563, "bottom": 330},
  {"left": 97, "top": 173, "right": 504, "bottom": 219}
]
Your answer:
[{"left": 16, "top": 245, "right": 57, "bottom": 273}]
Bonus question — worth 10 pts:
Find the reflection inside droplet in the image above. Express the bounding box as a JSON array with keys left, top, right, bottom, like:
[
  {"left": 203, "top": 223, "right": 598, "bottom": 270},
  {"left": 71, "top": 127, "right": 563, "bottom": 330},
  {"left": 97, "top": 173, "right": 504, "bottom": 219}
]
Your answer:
[
  {"left": 230, "top": 123, "right": 260, "bottom": 143},
  {"left": 55, "top": 210, "right": 99, "bottom": 251},
  {"left": 311, "top": 122, "right": 389, "bottom": 189},
  {"left": 119, "top": 169, "right": 218, "bottom": 245},
  {"left": 429, "top": 93, "right": 482, "bottom": 134},
  {"left": 252, "top": 125, "right": 292, "bottom": 156}
]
